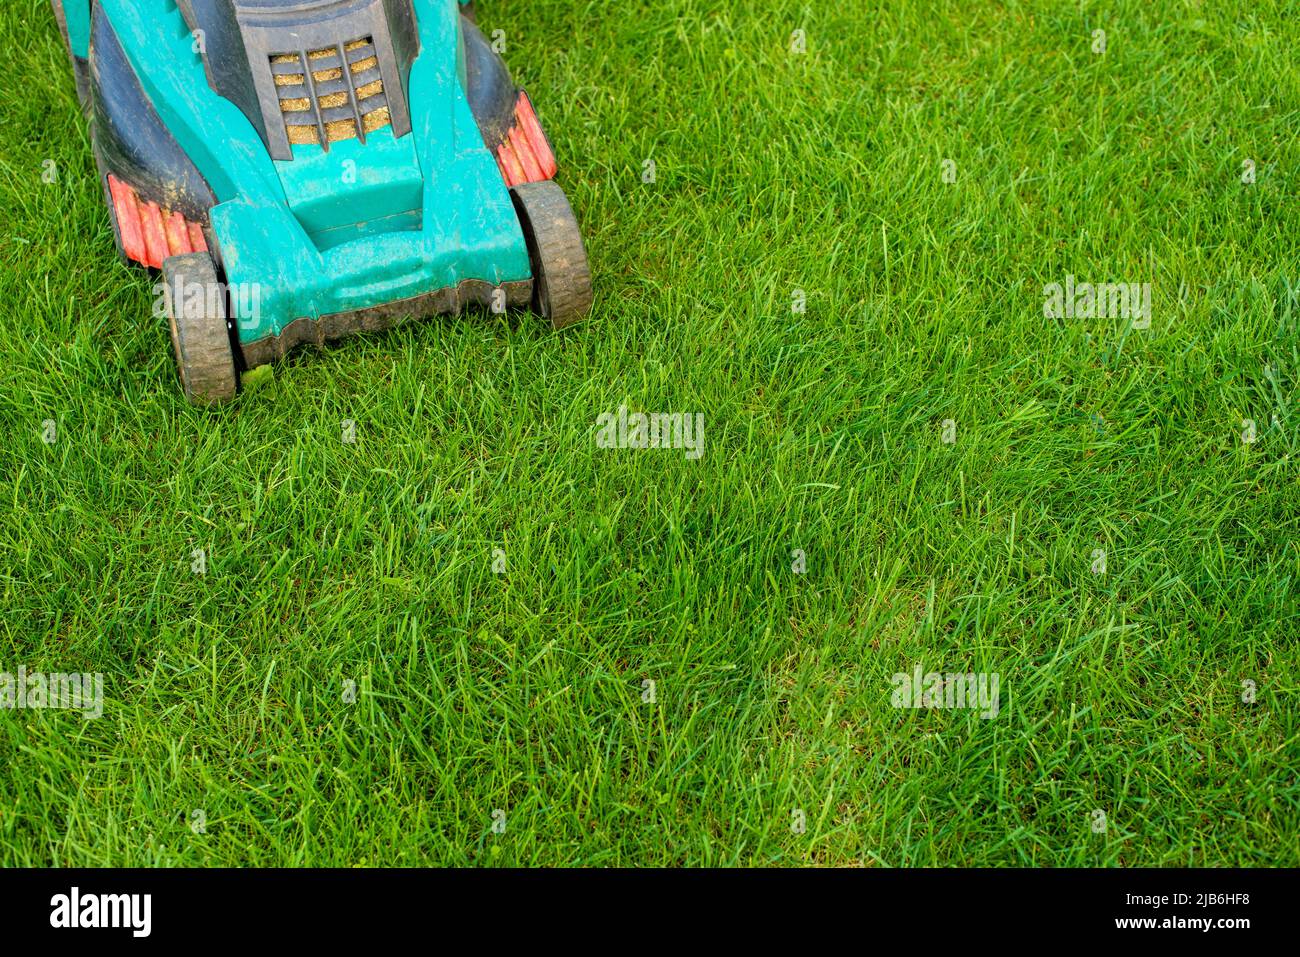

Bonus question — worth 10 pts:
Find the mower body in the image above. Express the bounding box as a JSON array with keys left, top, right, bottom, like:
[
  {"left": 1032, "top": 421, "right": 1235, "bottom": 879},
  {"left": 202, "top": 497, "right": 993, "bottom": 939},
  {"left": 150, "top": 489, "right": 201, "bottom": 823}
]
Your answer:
[{"left": 59, "top": 0, "right": 573, "bottom": 372}]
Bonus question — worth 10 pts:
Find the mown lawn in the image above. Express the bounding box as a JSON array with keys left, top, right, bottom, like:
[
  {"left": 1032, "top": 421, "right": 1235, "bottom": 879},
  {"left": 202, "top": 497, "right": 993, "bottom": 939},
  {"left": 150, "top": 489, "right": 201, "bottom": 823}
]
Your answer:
[{"left": 0, "top": 0, "right": 1296, "bottom": 865}]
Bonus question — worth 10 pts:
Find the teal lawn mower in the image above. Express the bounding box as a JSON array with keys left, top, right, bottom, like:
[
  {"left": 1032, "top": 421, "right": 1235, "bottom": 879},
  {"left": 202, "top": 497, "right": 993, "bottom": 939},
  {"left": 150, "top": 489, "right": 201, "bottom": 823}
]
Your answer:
[{"left": 52, "top": 0, "right": 593, "bottom": 404}]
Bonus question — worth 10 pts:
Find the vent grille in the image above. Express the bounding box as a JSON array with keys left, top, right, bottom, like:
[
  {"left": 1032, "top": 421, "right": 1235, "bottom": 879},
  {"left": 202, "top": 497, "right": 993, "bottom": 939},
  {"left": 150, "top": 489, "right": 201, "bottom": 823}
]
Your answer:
[{"left": 271, "top": 38, "right": 391, "bottom": 148}]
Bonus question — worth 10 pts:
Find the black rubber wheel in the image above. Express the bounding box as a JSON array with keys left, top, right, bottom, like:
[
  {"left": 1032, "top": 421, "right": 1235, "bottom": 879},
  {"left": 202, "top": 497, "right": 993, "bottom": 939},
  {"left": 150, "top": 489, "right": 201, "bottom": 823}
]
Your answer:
[
  {"left": 162, "top": 253, "right": 239, "bottom": 405},
  {"left": 51, "top": 0, "right": 92, "bottom": 114},
  {"left": 510, "top": 180, "right": 593, "bottom": 329}
]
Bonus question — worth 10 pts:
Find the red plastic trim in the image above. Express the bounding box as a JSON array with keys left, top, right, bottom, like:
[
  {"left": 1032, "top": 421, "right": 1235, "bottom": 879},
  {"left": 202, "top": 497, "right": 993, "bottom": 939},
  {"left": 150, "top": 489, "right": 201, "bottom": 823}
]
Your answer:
[
  {"left": 494, "top": 91, "right": 558, "bottom": 188},
  {"left": 107, "top": 174, "right": 208, "bottom": 268}
]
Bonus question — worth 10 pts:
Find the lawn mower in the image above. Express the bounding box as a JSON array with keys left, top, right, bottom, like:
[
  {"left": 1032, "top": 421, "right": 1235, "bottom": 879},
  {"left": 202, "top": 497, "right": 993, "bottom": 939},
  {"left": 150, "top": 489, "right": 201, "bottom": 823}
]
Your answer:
[{"left": 52, "top": 0, "right": 593, "bottom": 405}]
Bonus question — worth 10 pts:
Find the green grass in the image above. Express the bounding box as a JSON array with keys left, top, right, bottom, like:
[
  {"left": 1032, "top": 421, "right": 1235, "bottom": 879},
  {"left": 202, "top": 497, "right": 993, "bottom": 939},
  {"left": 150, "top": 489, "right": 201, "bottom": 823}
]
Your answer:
[{"left": 0, "top": 0, "right": 1297, "bottom": 866}]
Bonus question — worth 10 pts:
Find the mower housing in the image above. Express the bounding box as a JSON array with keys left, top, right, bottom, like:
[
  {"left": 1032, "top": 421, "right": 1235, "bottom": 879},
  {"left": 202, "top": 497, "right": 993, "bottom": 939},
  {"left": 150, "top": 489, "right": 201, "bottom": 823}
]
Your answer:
[{"left": 57, "top": 0, "right": 583, "bottom": 380}]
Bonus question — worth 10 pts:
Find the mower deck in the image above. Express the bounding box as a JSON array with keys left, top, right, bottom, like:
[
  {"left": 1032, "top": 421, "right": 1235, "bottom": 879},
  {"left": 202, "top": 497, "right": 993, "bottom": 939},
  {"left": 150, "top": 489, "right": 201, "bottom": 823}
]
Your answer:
[{"left": 54, "top": 0, "right": 593, "bottom": 404}]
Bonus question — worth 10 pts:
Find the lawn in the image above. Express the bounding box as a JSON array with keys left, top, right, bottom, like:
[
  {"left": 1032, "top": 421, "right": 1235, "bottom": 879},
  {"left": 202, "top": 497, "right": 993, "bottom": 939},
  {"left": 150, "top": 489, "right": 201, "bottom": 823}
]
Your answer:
[{"left": 0, "top": 0, "right": 1296, "bottom": 866}]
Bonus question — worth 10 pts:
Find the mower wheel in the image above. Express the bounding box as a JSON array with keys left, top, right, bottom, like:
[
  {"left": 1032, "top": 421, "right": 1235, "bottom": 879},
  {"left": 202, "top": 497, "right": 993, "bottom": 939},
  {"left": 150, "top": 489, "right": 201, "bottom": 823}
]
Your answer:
[
  {"left": 162, "top": 253, "right": 239, "bottom": 406},
  {"left": 510, "top": 180, "right": 593, "bottom": 329},
  {"left": 51, "top": 0, "right": 92, "bottom": 114}
]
